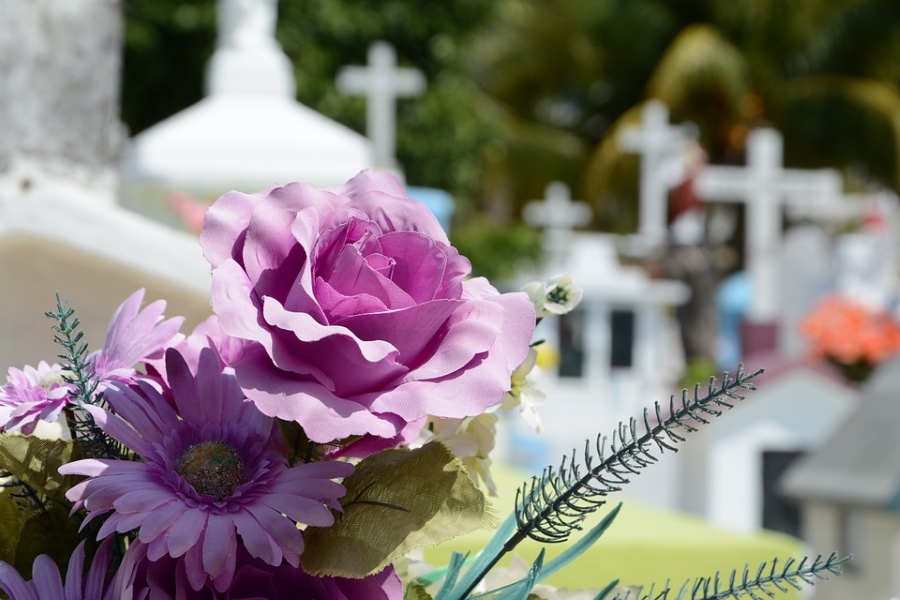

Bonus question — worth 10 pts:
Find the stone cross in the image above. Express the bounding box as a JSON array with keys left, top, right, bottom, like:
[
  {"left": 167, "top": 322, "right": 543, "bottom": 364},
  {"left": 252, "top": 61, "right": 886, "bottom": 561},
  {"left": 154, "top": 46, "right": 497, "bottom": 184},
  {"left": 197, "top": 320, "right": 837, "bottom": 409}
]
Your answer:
[
  {"left": 617, "top": 99, "right": 697, "bottom": 248},
  {"left": 523, "top": 181, "right": 592, "bottom": 268},
  {"left": 694, "top": 128, "right": 842, "bottom": 321},
  {"left": 336, "top": 41, "right": 426, "bottom": 170}
]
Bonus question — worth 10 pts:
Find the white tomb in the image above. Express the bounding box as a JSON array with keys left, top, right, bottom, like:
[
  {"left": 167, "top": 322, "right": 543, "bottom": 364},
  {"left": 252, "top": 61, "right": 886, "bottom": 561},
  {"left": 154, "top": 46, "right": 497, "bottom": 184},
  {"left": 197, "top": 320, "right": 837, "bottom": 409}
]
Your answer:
[
  {"left": 679, "top": 366, "right": 857, "bottom": 533},
  {"left": 119, "top": 0, "right": 375, "bottom": 229},
  {"left": 515, "top": 231, "right": 689, "bottom": 501},
  {"left": 336, "top": 41, "right": 426, "bottom": 173}
]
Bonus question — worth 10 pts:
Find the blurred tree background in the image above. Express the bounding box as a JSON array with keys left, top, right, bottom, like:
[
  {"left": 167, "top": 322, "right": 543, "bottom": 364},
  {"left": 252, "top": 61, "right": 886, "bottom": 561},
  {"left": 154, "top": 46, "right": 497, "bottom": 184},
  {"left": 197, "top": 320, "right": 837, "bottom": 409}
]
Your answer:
[{"left": 121, "top": 0, "right": 900, "bottom": 278}]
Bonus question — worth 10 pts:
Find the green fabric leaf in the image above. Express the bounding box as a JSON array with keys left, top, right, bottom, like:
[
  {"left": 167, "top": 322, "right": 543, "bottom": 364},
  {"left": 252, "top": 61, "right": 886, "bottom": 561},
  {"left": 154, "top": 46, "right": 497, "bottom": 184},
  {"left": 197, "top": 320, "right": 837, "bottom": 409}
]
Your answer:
[
  {"left": 0, "top": 433, "right": 83, "bottom": 505},
  {"left": 0, "top": 488, "right": 84, "bottom": 573},
  {"left": 301, "top": 441, "right": 488, "bottom": 578},
  {"left": 405, "top": 582, "right": 434, "bottom": 600}
]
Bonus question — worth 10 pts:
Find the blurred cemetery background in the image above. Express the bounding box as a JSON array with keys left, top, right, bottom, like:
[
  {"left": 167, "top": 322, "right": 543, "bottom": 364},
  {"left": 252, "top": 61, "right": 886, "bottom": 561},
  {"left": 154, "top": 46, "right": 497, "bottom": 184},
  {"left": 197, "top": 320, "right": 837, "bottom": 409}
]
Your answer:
[{"left": 3, "top": 0, "right": 900, "bottom": 597}]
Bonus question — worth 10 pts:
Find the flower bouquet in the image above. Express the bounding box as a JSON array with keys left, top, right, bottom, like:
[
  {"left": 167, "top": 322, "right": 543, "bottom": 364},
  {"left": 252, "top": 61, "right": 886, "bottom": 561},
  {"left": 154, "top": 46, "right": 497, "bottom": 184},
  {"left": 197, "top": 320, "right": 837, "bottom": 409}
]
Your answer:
[
  {"left": 0, "top": 171, "right": 846, "bottom": 599},
  {"left": 800, "top": 294, "right": 900, "bottom": 383}
]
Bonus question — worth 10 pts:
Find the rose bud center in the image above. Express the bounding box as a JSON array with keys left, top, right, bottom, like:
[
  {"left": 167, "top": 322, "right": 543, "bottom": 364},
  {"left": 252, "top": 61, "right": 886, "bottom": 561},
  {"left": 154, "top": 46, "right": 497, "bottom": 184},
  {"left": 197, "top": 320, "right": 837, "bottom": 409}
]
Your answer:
[{"left": 176, "top": 441, "right": 246, "bottom": 500}]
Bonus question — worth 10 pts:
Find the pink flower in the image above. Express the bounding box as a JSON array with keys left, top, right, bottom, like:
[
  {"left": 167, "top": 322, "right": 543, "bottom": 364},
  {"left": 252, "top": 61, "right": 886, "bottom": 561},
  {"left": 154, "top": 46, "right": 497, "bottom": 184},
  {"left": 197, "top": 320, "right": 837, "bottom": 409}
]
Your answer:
[
  {"left": 121, "top": 540, "right": 402, "bottom": 599},
  {"left": 0, "top": 361, "right": 74, "bottom": 434},
  {"left": 144, "top": 315, "right": 247, "bottom": 384},
  {"left": 89, "top": 288, "right": 184, "bottom": 389},
  {"left": 0, "top": 539, "right": 122, "bottom": 600},
  {"left": 60, "top": 348, "right": 354, "bottom": 592},
  {"left": 201, "top": 169, "right": 535, "bottom": 443}
]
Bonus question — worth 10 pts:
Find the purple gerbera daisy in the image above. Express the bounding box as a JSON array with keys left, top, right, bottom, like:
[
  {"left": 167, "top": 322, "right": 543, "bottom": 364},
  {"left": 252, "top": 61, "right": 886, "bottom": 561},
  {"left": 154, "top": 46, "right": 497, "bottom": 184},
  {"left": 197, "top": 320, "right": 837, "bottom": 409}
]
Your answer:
[
  {"left": 121, "top": 540, "right": 403, "bottom": 600},
  {"left": 89, "top": 288, "right": 184, "bottom": 389},
  {"left": 0, "top": 361, "right": 74, "bottom": 435},
  {"left": 60, "top": 347, "right": 354, "bottom": 592},
  {"left": 0, "top": 539, "right": 123, "bottom": 600}
]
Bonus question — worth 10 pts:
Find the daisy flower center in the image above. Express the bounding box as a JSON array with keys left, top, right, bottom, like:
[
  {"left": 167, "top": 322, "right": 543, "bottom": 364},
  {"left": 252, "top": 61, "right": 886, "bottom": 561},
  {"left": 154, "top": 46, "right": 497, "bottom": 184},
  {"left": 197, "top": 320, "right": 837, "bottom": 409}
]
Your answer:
[
  {"left": 38, "top": 371, "right": 67, "bottom": 389},
  {"left": 175, "top": 441, "right": 246, "bottom": 501}
]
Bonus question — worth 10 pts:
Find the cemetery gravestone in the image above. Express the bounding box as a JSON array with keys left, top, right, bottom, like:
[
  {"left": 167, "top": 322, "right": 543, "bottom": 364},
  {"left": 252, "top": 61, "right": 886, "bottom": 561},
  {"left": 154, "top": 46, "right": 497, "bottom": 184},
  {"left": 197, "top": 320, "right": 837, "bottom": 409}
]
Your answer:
[
  {"left": 0, "top": 0, "right": 212, "bottom": 375},
  {"left": 120, "top": 0, "right": 374, "bottom": 227},
  {"left": 0, "top": 0, "right": 123, "bottom": 184},
  {"left": 778, "top": 226, "right": 832, "bottom": 358}
]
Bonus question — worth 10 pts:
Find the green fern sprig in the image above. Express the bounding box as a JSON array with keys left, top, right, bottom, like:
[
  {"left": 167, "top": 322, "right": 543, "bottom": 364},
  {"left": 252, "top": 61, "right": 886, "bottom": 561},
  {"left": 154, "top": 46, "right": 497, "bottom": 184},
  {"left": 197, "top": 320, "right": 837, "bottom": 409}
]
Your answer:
[
  {"left": 45, "top": 294, "right": 124, "bottom": 460},
  {"left": 611, "top": 552, "right": 850, "bottom": 600},
  {"left": 514, "top": 365, "right": 762, "bottom": 545}
]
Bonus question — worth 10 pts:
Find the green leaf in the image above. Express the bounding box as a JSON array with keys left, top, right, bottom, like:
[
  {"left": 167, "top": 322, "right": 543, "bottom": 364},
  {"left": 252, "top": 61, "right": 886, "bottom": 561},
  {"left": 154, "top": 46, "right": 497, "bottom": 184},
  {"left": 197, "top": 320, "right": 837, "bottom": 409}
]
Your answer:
[
  {"left": 442, "top": 509, "right": 519, "bottom": 600},
  {"left": 301, "top": 441, "right": 488, "bottom": 577},
  {"left": 405, "top": 582, "right": 435, "bottom": 600},
  {"left": 0, "top": 488, "right": 84, "bottom": 574},
  {"left": 593, "top": 579, "right": 620, "bottom": 600},
  {"left": 0, "top": 434, "right": 83, "bottom": 505}
]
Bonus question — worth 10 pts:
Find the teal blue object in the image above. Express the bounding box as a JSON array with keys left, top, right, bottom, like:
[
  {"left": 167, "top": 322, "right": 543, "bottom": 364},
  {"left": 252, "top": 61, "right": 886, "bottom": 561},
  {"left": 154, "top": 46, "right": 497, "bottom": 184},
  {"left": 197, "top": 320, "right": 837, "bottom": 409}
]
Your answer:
[
  {"left": 537, "top": 503, "right": 622, "bottom": 583},
  {"left": 442, "top": 511, "right": 518, "bottom": 600},
  {"left": 716, "top": 271, "right": 750, "bottom": 369},
  {"left": 406, "top": 186, "right": 455, "bottom": 234}
]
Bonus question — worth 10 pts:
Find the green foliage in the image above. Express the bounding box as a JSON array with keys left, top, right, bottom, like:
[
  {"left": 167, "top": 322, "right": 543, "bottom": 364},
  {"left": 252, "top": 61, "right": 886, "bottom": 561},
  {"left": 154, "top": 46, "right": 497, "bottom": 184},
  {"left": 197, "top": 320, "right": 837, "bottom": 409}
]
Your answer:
[
  {"left": 514, "top": 367, "right": 761, "bottom": 546},
  {"left": 301, "top": 442, "right": 489, "bottom": 578},
  {"left": 450, "top": 214, "right": 542, "bottom": 282},
  {"left": 45, "top": 295, "right": 123, "bottom": 460},
  {"left": 0, "top": 436, "right": 88, "bottom": 574},
  {"left": 610, "top": 553, "right": 849, "bottom": 599}
]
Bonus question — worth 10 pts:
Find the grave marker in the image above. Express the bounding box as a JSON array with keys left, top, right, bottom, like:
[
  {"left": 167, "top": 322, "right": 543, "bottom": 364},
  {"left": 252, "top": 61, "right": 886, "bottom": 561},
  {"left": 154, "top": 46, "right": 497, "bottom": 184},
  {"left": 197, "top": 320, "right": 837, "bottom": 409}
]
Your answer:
[
  {"left": 695, "top": 128, "right": 842, "bottom": 321},
  {"left": 617, "top": 100, "right": 697, "bottom": 249},
  {"left": 336, "top": 41, "right": 426, "bottom": 170},
  {"left": 523, "top": 181, "right": 592, "bottom": 269}
]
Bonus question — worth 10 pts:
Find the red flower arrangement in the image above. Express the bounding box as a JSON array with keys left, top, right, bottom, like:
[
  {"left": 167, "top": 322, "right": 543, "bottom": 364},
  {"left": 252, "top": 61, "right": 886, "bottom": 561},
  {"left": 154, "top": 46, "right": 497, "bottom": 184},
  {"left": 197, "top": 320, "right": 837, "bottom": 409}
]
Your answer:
[{"left": 799, "top": 295, "right": 900, "bottom": 382}]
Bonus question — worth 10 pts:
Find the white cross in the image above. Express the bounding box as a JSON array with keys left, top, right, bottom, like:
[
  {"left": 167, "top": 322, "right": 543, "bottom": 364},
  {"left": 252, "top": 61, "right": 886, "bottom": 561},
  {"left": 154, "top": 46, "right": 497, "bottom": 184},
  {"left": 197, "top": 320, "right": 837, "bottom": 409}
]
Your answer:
[
  {"left": 336, "top": 41, "right": 426, "bottom": 170},
  {"left": 617, "top": 99, "right": 697, "bottom": 248},
  {"left": 695, "top": 128, "right": 842, "bottom": 321},
  {"left": 523, "top": 182, "right": 592, "bottom": 268}
]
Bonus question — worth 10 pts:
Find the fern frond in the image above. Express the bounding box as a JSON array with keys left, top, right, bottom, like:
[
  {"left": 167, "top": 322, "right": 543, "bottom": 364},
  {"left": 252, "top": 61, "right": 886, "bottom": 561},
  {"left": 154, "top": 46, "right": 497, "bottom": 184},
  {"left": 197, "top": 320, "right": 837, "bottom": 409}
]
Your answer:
[
  {"left": 610, "top": 553, "right": 850, "bottom": 600},
  {"left": 513, "top": 365, "right": 762, "bottom": 545},
  {"left": 45, "top": 294, "right": 126, "bottom": 460}
]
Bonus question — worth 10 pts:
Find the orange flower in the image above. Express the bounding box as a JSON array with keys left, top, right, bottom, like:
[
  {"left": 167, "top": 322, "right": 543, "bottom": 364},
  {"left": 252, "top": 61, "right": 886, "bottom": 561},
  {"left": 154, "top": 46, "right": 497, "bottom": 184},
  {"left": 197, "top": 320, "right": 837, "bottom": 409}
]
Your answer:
[{"left": 800, "top": 296, "right": 900, "bottom": 368}]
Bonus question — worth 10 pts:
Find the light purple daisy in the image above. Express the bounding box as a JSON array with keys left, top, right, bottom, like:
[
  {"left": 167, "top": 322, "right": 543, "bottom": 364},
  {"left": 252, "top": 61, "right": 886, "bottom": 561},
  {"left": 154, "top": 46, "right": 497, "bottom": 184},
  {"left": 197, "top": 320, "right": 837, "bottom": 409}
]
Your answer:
[
  {"left": 0, "top": 361, "right": 74, "bottom": 435},
  {"left": 0, "top": 539, "right": 123, "bottom": 600},
  {"left": 60, "top": 347, "right": 354, "bottom": 592},
  {"left": 89, "top": 288, "right": 184, "bottom": 389}
]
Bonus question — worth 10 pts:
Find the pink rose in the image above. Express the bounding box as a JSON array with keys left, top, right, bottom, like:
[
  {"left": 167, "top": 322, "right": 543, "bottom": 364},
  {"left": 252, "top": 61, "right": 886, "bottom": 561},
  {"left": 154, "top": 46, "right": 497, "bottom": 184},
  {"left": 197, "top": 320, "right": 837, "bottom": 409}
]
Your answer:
[{"left": 201, "top": 170, "right": 534, "bottom": 443}]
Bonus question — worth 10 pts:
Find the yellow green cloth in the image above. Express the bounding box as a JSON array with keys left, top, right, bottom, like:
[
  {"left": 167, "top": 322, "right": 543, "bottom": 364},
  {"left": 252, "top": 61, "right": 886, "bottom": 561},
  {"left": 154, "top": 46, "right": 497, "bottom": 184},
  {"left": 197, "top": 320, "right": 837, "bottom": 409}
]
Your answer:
[{"left": 425, "top": 464, "right": 805, "bottom": 598}]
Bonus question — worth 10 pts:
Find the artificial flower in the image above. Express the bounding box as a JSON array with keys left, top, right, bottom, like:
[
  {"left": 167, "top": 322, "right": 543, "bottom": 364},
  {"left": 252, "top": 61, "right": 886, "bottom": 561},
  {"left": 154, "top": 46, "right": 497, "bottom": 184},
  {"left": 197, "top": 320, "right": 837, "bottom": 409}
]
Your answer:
[
  {"left": 800, "top": 295, "right": 900, "bottom": 381},
  {"left": 200, "top": 169, "right": 535, "bottom": 443},
  {"left": 522, "top": 275, "right": 583, "bottom": 319},
  {"left": 60, "top": 347, "right": 354, "bottom": 592},
  {"left": 500, "top": 347, "right": 547, "bottom": 432},
  {"left": 0, "top": 361, "right": 74, "bottom": 435},
  {"left": 0, "top": 539, "right": 123, "bottom": 600},
  {"left": 88, "top": 288, "right": 184, "bottom": 389},
  {"left": 423, "top": 412, "right": 499, "bottom": 495},
  {"left": 120, "top": 540, "right": 403, "bottom": 600}
]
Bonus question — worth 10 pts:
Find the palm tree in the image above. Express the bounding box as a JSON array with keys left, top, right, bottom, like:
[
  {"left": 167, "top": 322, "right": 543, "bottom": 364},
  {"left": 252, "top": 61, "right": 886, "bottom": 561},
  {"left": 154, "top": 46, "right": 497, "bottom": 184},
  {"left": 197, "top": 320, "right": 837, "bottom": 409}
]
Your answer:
[{"left": 584, "top": 0, "right": 900, "bottom": 232}]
